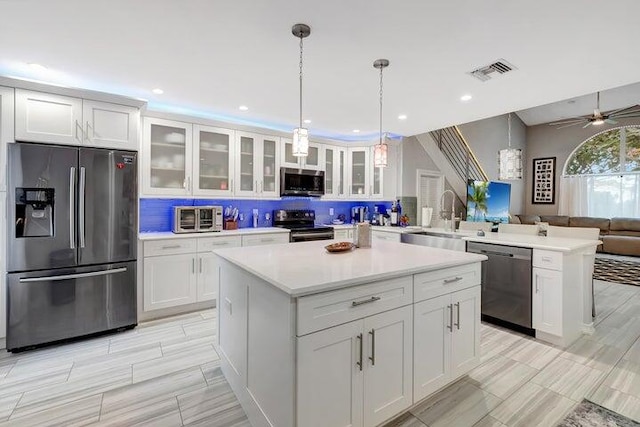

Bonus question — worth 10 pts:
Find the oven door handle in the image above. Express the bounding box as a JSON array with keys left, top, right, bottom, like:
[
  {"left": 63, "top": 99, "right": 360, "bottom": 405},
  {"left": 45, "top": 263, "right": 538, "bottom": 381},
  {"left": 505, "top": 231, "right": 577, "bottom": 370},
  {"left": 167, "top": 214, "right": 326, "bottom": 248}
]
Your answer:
[{"left": 291, "top": 232, "right": 334, "bottom": 240}]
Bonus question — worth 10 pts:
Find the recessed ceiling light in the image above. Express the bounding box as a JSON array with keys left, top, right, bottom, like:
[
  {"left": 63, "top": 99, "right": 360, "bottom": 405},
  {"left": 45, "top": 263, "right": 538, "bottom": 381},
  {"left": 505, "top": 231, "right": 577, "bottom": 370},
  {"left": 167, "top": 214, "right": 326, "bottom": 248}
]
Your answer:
[
  {"left": 28, "top": 63, "right": 47, "bottom": 71},
  {"left": 460, "top": 94, "right": 472, "bottom": 102},
  {"left": 353, "top": 129, "right": 360, "bottom": 133},
  {"left": 152, "top": 88, "right": 164, "bottom": 94},
  {"left": 398, "top": 114, "right": 407, "bottom": 120},
  {"left": 239, "top": 105, "right": 249, "bottom": 111},
  {"left": 303, "top": 119, "right": 311, "bottom": 124}
]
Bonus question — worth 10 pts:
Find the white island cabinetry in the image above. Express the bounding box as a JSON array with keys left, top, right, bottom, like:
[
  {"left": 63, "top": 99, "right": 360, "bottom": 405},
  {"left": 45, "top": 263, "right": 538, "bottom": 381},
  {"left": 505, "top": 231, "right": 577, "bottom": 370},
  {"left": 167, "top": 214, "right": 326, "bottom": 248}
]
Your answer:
[{"left": 214, "top": 240, "right": 485, "bottom": 427}]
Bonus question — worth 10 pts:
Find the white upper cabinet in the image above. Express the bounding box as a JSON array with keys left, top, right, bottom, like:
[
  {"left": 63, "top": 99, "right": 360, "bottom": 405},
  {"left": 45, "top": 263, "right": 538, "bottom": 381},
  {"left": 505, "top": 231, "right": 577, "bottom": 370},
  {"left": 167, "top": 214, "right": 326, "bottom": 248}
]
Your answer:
[
  {"left": 370, "top": 146, "right": 384, "bottom": 199},
  {"left": 323, "top": 145, "right": 347, "bottom": 199},
  {"left": 142, "top": 117, "right": 193, "bottom": 196},
  {"left": 15, "top": 90, "right": 83, "bottom": 145},
  {"left": 235, "top": 132, "right": 279, "bottom": 198},
  {"left": 193, "top": 125, "right": 235, "bottom": 197},
  {"left": 82, "top": 100, "right": 139, "bottom": 150},
  {"left": 348, "top": 147, "right": 370, "bottom": 199},
  {"left": 15, "top": 90, "right": 139, "bottom": 150},
  {"left": 281, "top": 139, "right": 324, "bottom": 171},
  {"left": 0, "top": 86, "right": 15, "bottom": 192}
]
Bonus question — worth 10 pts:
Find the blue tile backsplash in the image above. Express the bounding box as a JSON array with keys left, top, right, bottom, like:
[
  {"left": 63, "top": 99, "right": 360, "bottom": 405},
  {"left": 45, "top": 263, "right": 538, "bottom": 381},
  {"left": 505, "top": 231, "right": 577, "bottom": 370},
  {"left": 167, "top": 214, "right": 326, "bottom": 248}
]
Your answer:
[{"left": 140, "top": 198, "right": 393, "bottom": 232}]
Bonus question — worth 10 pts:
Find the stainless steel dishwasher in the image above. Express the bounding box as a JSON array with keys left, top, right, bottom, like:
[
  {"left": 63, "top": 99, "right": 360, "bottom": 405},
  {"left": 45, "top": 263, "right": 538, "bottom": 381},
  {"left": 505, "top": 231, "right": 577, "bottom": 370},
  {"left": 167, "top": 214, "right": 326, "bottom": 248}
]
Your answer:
[{"left": 466, "top": 241, "right": 533, "bottom": 333}]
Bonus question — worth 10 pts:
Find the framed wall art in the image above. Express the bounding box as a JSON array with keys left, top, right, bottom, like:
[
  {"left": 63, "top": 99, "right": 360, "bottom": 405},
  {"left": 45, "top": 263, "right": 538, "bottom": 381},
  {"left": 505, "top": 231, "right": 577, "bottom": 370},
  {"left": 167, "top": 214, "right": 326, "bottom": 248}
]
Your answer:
[{"left": 532, "top": 157, "right": 556, "bottom": 204}]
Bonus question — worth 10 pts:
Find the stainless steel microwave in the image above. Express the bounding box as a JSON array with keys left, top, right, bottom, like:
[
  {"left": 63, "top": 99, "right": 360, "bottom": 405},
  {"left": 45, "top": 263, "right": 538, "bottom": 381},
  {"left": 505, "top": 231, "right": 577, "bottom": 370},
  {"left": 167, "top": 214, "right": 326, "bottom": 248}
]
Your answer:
[
  {"left": 173, "top": 206, "right": 223, "bottom": 233},
  {"left": 280, "top": 168, "right": 325, "bottom": 197}
]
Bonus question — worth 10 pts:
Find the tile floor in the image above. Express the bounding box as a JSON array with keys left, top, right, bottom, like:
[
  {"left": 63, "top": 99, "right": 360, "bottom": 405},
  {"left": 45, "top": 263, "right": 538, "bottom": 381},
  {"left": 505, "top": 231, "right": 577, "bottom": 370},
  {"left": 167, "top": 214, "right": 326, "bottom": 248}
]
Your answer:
[{"left": 0, "top": 279, "right": 637, "bottom": 427}]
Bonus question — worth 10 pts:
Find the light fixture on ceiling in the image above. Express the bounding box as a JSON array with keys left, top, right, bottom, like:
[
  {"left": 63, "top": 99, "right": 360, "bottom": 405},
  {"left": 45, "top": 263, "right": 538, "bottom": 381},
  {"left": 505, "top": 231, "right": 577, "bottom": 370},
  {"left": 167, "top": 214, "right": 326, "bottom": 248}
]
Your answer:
[
  {"left": 303, "top": 119, "right": 311, "bottom": 124},
  {"left": 239, "top": 105, "right": 249, "bottom": 111},
  {"left": 292, "top": 23, "right": 311, "bottom": 157},
  {"left": 373, "top": 59, "right": 390, "bottom": 168},
  {"left": 398, "top": 114, "right": 407, "bottom": 120},
  {"left": 152, "top": 88, "right": 164, "bottom": 95},
  {"left": 460, "top": 94, "right": 472, "bottom": 102},
  {"left": 498, "top": 113, "right": 523, "bottom": 180},
  {"left": 28, "top": 63, "right": 47, "bottom": 71},
  {"left": 549, "top": 91, "right": 640, "bottom": 129},
  {"left": 353, "top": 129, "right": 360, "bottom": 133}
]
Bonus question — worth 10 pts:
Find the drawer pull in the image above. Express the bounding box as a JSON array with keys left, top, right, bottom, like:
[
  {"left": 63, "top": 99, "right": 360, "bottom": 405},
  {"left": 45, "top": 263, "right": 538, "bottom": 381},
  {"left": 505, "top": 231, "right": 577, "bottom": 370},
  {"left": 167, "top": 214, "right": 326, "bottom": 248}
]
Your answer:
[
  {"left": 351, "top": 296, "right": 381, "bottom": 307},
  {"left": 161, "top": 244, "right": 181, "bottom": 250},
  {"left": 541, "top": 256, "right": 553, "bottom": 262},
  {"left": 261, "top": 238, "right": 274, "bottom": 242},
  {"left": 443, "top": 276, "right": 463, "bottom": 284},
  {"left": 211, "top": 242, "right": 229, "bottom": 246}
]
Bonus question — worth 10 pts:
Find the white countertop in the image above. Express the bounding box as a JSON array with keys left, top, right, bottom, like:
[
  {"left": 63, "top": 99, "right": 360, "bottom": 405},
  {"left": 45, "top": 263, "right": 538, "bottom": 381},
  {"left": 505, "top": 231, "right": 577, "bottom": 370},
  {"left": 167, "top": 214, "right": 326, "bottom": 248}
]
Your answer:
[
  {"left": 139, "top": 227, "right": 290, "bottom": 241},
  {"left": 462, "top": 233, "right": 601, "bottom": 252},
  {"left": 327, "top": 224, "right": 425, "bottom": 234},
  {"left": 213, "top": 240, "right": 486, "bottom": 297}
]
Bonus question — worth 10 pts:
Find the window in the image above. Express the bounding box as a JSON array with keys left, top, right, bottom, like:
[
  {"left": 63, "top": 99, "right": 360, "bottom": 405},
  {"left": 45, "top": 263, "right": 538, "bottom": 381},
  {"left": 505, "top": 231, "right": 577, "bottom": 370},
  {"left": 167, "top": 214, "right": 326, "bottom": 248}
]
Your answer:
[{"left": 561, "top": 126, "right": 640, "bottom": 218}]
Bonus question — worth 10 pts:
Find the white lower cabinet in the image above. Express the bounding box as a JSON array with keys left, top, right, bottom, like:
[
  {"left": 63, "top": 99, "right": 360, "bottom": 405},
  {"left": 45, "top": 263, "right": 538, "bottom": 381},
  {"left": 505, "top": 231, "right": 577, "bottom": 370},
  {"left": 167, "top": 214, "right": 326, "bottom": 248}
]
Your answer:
[
  {"left": 297, "top": 305, "right": 412, "bottom": 427},
  {"left": 144, "top": 253, "right": 197, "bottom": 311},
  {"left": 197, "top": 252, "right": 220, "bottom": 302},
  {"left": 334, "top": 228, "right": 354, "bottom": 240},
  {"left": 532, "top": 267, "right": 563, "bottom": 336},
  {"left": 371, "top": 230, "right": 401, "bottom": 242},
  {"left": 413, "top": 286, "right": 480, "bottom": 402}
]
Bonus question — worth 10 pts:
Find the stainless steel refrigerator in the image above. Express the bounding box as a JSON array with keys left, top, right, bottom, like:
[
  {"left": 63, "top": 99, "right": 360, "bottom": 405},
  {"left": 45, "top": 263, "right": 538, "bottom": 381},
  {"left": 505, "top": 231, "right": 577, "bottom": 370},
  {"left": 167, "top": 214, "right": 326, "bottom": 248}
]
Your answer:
[{"left": 6, "top": 142, "right": 138, "bottom": 351}]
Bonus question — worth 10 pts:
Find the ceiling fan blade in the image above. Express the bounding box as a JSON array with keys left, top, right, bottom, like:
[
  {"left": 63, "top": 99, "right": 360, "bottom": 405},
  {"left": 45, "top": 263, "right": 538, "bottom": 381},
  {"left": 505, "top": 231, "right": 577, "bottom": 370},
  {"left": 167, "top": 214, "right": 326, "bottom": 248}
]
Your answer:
[
  {"left": 556, "top": 122, "right": 583, "bottom": 129},
  {"left": 606, "top": 106, "right": 637, "bottom": 116},
  {"left": 582, "top": 122, "right": 593, "bottom": 128},
  {"left": 605, "top": 118, "right": 618, "bottom": 125},
  {"left": 611, "top": 111, "right": 640, "bottom": 119},
  {"left": 549, "top": 118, "right": 585, "bottom": 126}
]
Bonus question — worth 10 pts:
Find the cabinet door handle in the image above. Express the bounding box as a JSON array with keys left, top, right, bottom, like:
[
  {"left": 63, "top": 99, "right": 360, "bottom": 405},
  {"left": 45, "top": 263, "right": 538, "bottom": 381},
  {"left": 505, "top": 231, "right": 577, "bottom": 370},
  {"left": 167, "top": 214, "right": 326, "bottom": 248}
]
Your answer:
[
  {"left": 255, "top": 180, "right": 258, "bottom": 194},
  {"left": 444, "top": 276, "right": 463, "bottom": 284},
  {"left": 259, "top": 181, "right": 263, "bottom": 194},
  {"left": 535, "top": 277, "right": 540, "bottom": 293},
  {"left": 183, "top": 179, "right": 187, "bottom": 189},
  {"left": 192, "top": 258, "right": 195, "bottom": 274},
  {"left": 368, "top": 329, "right": 376, "bottom": 366},
  {"left": 199, "top": 258, "right": 202, "bottom": 274},
  {"left": 75, "top": 120, "right": 82, "bottom": 142},
  {"left": 454, "top": 302, "right": 460, "bottom": 330},
  {"left": 356, "top": 333, "right": 363, "bottom": 371},
  {"left": 230, "top": 179, "right": 234, "bottom": 192},
  {"left": 447, "top": 304, "right": 453, "bottom": 331},
  {"left": 85, "top": 121, "right": 92, "bottom": 141},
  {"left": 351, "top": 296, "right": 381, "bottom": 307},
  {"left": 370, "top": 185, "right": 372, "bottom": 195}
]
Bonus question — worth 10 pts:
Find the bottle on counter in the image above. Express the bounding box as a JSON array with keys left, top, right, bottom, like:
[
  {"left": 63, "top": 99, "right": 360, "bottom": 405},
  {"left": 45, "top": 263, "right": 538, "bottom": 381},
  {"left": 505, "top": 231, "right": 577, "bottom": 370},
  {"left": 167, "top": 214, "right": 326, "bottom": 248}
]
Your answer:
[
  {"left": 397, "top": 199, "right": 402, "bottom": 218},
  {"left": 390, "top": 201, "right": 398, "bottom": 226}
]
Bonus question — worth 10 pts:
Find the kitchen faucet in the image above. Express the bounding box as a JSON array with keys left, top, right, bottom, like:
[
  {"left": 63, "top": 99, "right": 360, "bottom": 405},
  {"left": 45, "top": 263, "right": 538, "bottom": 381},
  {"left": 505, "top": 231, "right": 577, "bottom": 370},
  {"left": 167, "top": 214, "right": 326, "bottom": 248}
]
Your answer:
[{"left": 440, "top": 189, "right": 456, "bottom": 232}]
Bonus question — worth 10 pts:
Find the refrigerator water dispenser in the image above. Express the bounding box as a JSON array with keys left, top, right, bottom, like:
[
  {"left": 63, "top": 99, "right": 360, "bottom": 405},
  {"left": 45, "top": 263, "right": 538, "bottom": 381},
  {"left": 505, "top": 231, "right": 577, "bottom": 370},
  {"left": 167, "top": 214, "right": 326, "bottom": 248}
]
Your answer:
[{"left": 15, "top": 188, "right": 55, "bottom": 238}]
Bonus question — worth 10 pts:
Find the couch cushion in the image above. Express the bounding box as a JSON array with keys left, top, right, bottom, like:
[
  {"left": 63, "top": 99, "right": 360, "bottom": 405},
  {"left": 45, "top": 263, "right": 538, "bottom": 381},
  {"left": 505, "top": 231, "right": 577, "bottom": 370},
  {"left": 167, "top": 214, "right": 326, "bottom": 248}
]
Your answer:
[
  {"left": 516, "top": 215, "right": 540, "bottom": 225},
  {"left": 603, "top": 235, "right": 640, "bottom": 257},
  {"left": 569, "top": 217, "right": 610, "bottom": 234},
  {"left": 510, "top": 215, "right": 522, "bottom": 224},
  {"left": 610, "top": 217, "right": 640, "bottom": 233},
  {"left": 540, "top": 215, "right": 570, "bottom": 227},
  {"left": 609, "top": 230, "right": 640, "bottom": 237}
]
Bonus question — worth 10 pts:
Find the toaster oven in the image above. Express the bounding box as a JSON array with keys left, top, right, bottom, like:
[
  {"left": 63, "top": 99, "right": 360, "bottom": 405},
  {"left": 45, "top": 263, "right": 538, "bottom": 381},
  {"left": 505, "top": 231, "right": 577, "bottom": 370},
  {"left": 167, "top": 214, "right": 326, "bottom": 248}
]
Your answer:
[{"left": 173, "top": 206, "right": 223, "bottom": 233}]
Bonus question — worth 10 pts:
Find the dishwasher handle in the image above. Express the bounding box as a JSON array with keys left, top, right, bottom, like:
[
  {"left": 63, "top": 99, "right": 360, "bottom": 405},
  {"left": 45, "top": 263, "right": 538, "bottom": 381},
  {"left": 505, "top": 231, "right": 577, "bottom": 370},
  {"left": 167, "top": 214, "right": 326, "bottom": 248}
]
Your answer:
[{"left": 479, "top": 249, "right": 513, "bottom": 257}]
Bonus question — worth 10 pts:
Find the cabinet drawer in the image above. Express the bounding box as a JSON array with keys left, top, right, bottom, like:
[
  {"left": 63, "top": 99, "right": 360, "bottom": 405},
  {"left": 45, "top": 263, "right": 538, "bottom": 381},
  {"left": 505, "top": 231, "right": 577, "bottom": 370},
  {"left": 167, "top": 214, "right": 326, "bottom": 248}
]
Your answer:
[
  {"left": 533, "top": 249, "right": 563, "bottom": 271},
  {"left": 198, "top": 236, "right": 242, "bottom": 252},
  {"left": 242, "top": 233, "right": 289, "bottom": 247},
  {"left": 297, "top": 276, "right": 413, "bottom": 336},
  {"left": 372, "top": 231, "right": 401, "bottom": 242},
  {"left": 414, "top": 263, "right": 481, "bottom": 303},
  {"left": 144, "top": 238, "right": 197, "bottom": 256}
]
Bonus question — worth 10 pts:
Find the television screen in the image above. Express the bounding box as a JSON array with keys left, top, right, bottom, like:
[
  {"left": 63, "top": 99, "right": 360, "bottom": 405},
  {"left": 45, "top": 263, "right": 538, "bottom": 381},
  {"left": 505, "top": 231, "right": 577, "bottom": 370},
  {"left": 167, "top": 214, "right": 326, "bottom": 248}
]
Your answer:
[{"left": 466, "top": 180, "right": 511, "bottom": 224}]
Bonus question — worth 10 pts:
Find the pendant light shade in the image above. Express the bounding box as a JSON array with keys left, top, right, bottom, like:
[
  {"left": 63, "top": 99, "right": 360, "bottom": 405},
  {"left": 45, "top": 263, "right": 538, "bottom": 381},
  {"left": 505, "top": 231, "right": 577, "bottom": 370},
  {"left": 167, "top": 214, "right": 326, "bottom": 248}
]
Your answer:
[
  {"left": 292, "top": 23, "right": 311, "bottom": 157},
  {"left": 498, "top": 113, "right": 523, "bottom": 180},
  {"left": 373, "top": 59, "right": 390, "bottom": 168}
]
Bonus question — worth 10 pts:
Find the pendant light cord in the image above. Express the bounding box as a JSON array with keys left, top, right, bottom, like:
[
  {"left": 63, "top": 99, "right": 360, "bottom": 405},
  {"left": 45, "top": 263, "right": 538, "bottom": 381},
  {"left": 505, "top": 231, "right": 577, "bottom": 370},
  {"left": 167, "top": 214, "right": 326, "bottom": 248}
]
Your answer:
[
  {"left": 299, "top": 36, "right": 304, "bottom": 130},
  {"left": 379, "top": 65, "right": 383, "bottom": 144}
]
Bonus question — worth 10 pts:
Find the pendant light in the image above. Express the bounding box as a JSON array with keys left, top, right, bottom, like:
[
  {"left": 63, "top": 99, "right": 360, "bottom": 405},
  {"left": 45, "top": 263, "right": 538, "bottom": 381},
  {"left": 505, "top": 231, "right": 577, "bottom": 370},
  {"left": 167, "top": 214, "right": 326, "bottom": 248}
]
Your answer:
[
  {"left": 498, "top": 113, "right": 523, "bottom": 180},
  {"left": 373, "top": 59, "right": 390, "bottom": 168},
  {"left": 292, "top": 23, "right": 310, "bottom": 157}
]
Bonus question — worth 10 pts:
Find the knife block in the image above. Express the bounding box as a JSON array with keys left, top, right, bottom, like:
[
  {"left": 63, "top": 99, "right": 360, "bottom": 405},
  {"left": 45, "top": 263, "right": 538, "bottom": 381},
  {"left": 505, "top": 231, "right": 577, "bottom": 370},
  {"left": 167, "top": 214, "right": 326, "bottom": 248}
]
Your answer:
[{"left": 224, "top": 220, "right": 238, "bottom": 230}]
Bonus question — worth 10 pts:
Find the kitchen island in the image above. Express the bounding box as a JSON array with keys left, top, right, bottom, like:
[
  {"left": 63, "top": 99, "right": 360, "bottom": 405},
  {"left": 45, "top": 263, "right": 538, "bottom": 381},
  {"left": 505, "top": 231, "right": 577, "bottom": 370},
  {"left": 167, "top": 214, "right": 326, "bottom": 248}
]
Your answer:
[{"left": 213, "top": 240, "right": 486, "bottom": 427}]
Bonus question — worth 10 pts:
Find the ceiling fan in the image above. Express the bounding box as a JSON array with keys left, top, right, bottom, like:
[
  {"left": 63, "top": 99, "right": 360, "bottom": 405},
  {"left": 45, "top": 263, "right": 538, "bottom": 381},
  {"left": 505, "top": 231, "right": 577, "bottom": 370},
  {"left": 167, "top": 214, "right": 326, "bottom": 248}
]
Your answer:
[{"left": 549, "top": 91, "right": 640, "bottom": 129}]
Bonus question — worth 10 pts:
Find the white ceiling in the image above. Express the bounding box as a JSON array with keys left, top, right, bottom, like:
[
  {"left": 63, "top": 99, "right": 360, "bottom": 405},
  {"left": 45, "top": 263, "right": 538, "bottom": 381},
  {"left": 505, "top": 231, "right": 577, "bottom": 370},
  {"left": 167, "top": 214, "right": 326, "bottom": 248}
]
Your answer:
[{"left": 2, "top": 0, "right": 640, "bottom": 141}]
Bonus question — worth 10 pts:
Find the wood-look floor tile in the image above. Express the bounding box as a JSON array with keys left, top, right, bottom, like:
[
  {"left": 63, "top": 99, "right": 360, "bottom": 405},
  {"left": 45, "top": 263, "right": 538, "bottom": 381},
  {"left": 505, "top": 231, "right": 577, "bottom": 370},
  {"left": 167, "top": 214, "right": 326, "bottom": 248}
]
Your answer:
[
  {"left": 624, "top": 337, "right": 640, "bottom": 362},
  {"left": 108, "top": 326, "right": 186, "bottom": 354},
  {"left": 200, "top": 361, "right": 222, "bottom": 386},
  {"left": 585, "top": 317, "right": 640, "bottom": 350},
  {"left": 531, "top": 357, "right": 604, "bottom": 402},
  {"left": 489, "top": 382, "right": 576, "bottom": 427},
  {"left": 182, "top": 319, "right": 216, "bottom": 337},
  {"left": 560, "top": 338, "right": 626, "bottom": 373},
  {"left": 12, "top": 365, "right": 131, "bottom": 419},
  {"left": 501, "top": 337, "right": 561, "bottom": 370},
  {"left": 137, "top": 312, "right": 206, "bottom": 331},
  {"left": 132, "top": 343, "right": 218, "bottom": 384},
  {"left": 9, "top": 340, "right": 110, "bottom": 370},
  {"left": 410, "top": 379, "right": 502, "bottom": 427},
  {"left": 95, "top": 397, "right": 183, "bottom": 427},
  {"left": 160, "top": 328, "right": 216, "bottom": 356},
  {"left": 100, "top": 367, "right": 206, "bottom": 419},
  {"left": 472, "top": 415, "right": 507, "bottom": 427},
  {"left": 381, "top": 411, "right": 427, "bottom": 427},
  {"left": 200, "top": 309, "right": 216, "bottom": 320},
  {"left": 177, "top": 381, "right": 249, "bottom": 426},
  {"left": 479, "top": 326, "right": 523, "bottom": 363},
  {"left": 68, "top": 343, "right": 163, "bottom": 381},
  {"left": 0, "top": 364, "right": 14, "bottom": 380},
  {"left": 600, "top": 359, "right": 640, "bottom": 396},
  {"left": 466, "top": 355, "right": 538, "bottom": 400},
  {"left": 589, "top": 383, "right": 640, "bottom": 423},
  {"left": 0, "top": 363, "right": 71, "bottom": 399},
  {"left": 3, "top": 394, "right": 102, "bottom": 427},
  {"left": 0, "top": 393, "right": 22, "bottom": 422}
]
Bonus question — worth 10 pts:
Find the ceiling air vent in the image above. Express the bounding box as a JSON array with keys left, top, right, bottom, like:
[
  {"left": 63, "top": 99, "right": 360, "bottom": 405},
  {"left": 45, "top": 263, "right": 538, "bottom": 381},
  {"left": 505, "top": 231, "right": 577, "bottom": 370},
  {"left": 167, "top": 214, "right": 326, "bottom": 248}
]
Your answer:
[{"left": 468, "top": 59, "right": 516, "bottom": 82}]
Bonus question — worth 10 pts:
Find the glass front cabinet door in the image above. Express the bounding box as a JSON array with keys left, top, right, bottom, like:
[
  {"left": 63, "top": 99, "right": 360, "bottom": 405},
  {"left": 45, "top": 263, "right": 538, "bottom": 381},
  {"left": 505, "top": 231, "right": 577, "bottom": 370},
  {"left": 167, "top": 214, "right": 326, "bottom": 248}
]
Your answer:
[
  {"left": 235, "top": 132, "right": 280, "bottom": 198},
  {"left": 348, "top": 147, "right": 370, "bottom": 199},
  {"left": 142, "top": 117, "right": 193, "bottom": 196},
  {"left": 193, "top": 125, "right": 235, "bottom": 196},
  {"left": 370, "top": 146, "right": 384, "bottom": 199},
  {"left": 324, "top": 145, "right": 347, "bottom": 199}
]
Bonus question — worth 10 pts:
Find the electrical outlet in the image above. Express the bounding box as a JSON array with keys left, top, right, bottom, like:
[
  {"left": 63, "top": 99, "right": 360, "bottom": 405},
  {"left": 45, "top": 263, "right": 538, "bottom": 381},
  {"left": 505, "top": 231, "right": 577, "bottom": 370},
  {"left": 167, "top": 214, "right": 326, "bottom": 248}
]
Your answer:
[
  {"left": 329, "top": 208, "right": 334, "bottom": 216},
  {"left": 252, "top": 209, "right": 259, "bottom": 215},
  {"left": 265, "top": 213, "right": 271, "bottom": 221},
  {"left": 239, "top": 213, "right": 244, "bottom": 221}
]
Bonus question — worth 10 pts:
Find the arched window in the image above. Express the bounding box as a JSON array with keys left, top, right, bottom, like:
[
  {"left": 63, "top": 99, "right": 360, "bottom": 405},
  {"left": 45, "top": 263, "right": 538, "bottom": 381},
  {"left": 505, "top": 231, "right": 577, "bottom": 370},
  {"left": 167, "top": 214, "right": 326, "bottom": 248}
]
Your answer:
[{"left": 560, "top": 126, "right": 640, "bottom": 218}]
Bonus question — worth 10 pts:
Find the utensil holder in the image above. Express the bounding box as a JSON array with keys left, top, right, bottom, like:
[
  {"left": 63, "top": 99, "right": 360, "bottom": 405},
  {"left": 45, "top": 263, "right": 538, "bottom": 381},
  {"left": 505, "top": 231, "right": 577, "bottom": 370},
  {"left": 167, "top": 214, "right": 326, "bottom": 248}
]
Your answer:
[{"left": 224, "top": 220, "right": 238, "bottom": 230}]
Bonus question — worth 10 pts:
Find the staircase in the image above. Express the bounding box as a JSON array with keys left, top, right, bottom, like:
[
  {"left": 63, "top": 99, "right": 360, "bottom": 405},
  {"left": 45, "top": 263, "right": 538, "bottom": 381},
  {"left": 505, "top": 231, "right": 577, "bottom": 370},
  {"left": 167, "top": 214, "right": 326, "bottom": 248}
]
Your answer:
[{"left": 429, "top": 127, "right": 488, "bottom": 183}]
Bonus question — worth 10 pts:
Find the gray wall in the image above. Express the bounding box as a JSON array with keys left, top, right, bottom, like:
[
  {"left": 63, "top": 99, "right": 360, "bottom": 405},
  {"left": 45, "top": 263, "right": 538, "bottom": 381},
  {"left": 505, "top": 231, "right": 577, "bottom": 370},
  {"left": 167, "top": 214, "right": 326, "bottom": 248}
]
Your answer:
[
  {"left": 458, "top": 114, "right": 527, "bottom": 215},
  {"left": 525, "top": 117, "right": 640, "bottom": 215}
]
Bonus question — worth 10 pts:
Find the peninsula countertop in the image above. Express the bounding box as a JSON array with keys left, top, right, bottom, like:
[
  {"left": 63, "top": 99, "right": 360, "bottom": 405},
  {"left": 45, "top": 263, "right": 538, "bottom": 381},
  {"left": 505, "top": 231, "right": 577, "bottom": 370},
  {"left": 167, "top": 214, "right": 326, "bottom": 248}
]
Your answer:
[
  {"left": 213, "top": 240, "right": 486, "bottom": 297},
  {"left": 462, "top": 233, "right": 601, "bottom": 252}
]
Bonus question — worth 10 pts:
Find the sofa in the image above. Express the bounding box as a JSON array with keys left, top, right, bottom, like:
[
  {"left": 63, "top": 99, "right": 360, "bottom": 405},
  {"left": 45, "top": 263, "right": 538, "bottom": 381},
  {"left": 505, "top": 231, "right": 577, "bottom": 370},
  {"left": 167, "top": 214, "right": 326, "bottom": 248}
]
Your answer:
[{"left": 511, "top": 215, "right": 640, "bottom": 257}]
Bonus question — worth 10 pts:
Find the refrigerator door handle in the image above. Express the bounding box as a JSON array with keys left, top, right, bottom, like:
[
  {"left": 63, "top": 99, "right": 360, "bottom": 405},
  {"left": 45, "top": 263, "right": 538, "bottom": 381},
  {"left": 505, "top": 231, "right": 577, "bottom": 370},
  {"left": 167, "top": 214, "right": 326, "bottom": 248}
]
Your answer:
[
  {"left": 19, "top": 267, "right": 128, "bottom": 283},
  {"left": 79, "top": 167, "right": 86, "bottom": 248},
  {"left": 69, "top": 167, "right": 76, "bottom": 249}
]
